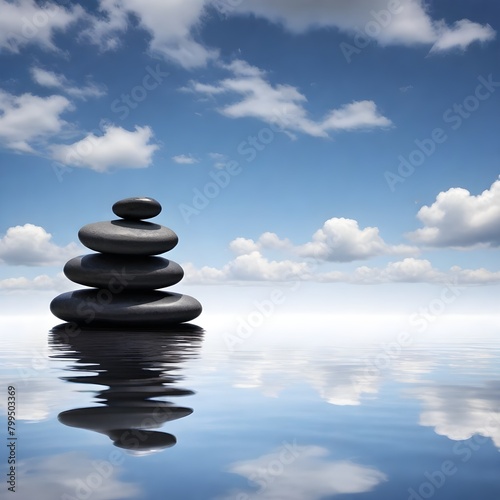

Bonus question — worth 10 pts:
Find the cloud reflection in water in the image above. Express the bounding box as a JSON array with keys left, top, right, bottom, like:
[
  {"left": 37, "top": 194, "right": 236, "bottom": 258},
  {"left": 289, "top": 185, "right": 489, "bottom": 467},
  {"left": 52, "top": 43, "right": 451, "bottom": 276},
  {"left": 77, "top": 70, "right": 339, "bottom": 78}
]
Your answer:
[
  {"left": 0, "top": 451, "right": 140, "bottom": 500},
  {"left": 224, "top": 445, "right": 387, "bottom": 500}
]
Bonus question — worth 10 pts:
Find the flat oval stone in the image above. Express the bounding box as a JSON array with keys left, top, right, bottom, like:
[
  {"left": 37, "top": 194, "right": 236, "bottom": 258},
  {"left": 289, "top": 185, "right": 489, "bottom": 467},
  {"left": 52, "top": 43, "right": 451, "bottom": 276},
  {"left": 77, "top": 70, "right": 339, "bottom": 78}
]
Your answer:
[
  {"left": 59, "top": 405, "right": 192, "bottom": 432},
  {"left": 78, "top": 220, "right": 178, "bottom": 255},
  {"left": 112, "top": 197, "right": 161, "bottom": 220},
  {"left": 109, "top": 430, "right": 177, "bottom": 452},
  {"left": 64, "top": 254, "right": 184, "bottom": 289},
  {"left": 50, "top": 290, "right": 202, "bottom": 325}
]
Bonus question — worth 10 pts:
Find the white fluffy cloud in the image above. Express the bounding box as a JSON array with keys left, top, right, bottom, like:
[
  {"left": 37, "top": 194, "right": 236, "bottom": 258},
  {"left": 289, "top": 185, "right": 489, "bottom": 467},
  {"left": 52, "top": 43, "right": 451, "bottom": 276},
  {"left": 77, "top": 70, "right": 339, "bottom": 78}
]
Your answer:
[
  {"left": 184, "top": 251, "right": 310, "bottom": 283},
  {"left": 228, "top": 237, "right": 260, "bottom": 256},
  {"left": 0, "top": 224, "right": 79, "bottom": 266},
  {"left": 320, "top": 259, "right": 500, "bottom": 285},
  {"left": 186, "top": 59, "right": 392, "bottom": 137},
  {"left": 298, "top": 218, "right": 415, "bottom": 261},
  {"left": 184, "top": 217, "right": 500, "bottom": 285},
  {"left": 408, "top": 178, "right": 500, "bottom": 248},
  {"left": 84, "top": 0, "right": 216, "bottom": 68},
  {"left": 448, "top": 266, "right": 500, "bottom": 285},
  {"left": 225, "top": 445, "right": 386, "bottom": 500},
  {"left": 0, "top": 0, "right": 83, "bottom": 53},
  {"left": 224, "top": 0, "right": 495, "bottom": 52},
  {"left": 229, "top": 232, "right": 293, "bottom": 256},
  {"left": 179, "top": 202, "right": 500, "bottom": 285},
  {"left": 229, "top": 224, "right": 414, "bottom": 263},
  {"left": 0, "top": 273, "right": 70, "bottom": 291},
  {"left": 84, "top": 0, "right": 493, "bottom": 69},
  {"left": 346, "top": 258, "right": 439, "bottom": 284},
  {"left": 228, "top": 251, "right": 309, "bottom": 281},
  {"left": 2, "top": 1, "right": 492, "bottom": 65},
  {"left": 0, "top": 90, "right": 71, "bottom": 152},
  {"left": 78, "top": 0, "right": 129, "bottom": 51},
  {"left": 181, "top": 219, "right": 418, "bottom": 283},
  {"left": 431, "top": 19, "right": 496, "bottom": 53},
  {"left": 208, "top": 151, "right": 229, "bottom": 168},
  {"left": 172, "top": 154, "right": 199, "bottom": 164},
  {"left": 31, "top": 67, "right": 106, "bottom": 100},
  {"left": 185, "top": 253, "right": 500, "bottom": 285},
  {"left": 322, "top": 101, "right": 392, "bottom": 130},
  {"left": 415, "top": 385, "right": 500, "bottom": 447},
  {"left": 14, "top": 452, "right": 140, "bottom": 500},
  {"left": 50, "top": 125, "right": 158, "bottom": 172}
]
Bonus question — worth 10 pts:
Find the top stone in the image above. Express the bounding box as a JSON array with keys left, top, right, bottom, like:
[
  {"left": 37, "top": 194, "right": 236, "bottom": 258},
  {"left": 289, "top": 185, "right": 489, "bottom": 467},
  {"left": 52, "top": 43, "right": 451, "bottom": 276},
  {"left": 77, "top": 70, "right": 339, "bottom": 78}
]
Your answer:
[{"left": 112, "top": 197, "right": 162, "bottom": 220}]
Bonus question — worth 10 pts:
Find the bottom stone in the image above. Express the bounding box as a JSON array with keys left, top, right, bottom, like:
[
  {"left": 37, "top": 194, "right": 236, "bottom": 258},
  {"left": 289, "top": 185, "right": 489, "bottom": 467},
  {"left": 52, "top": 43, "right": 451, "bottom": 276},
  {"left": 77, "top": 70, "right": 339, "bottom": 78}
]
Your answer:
[{"left": 50, "top": 289, "right": 202, "bottom": 326}]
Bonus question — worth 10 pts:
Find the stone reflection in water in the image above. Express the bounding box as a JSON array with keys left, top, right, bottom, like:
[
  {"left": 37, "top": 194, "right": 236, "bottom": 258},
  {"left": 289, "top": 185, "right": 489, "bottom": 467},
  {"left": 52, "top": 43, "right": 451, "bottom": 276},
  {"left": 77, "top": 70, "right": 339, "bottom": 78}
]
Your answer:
[{"left": 49, "top": 323, "right": 204, "bottom": 454}]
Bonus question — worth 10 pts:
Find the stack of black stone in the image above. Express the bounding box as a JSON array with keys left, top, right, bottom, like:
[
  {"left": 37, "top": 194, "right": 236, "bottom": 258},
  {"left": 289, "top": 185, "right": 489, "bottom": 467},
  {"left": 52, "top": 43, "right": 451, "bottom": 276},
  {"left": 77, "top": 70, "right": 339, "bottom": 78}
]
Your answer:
[{"left": 50, "top": 197, "right": 202, "bottom": 326}]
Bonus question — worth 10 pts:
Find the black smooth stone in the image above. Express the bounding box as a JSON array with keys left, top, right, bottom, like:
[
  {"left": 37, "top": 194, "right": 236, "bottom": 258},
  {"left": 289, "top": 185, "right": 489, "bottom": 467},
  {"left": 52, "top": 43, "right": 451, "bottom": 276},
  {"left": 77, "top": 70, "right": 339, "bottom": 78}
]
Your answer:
[
  {"left": 78, "top": 220, "right": 178, "bottom": 255},
  {"left": 112, "top": 197, "right": 162, "bottom": 220},
  {"left": 50, "top": 289, "right": 202, "bottom": 325},
  {"left": 59, "top": 405, "right": 192, "bottom": 432},
  {"left": 64, "top": 254, "right": 184, "bottom": 289},
  {"left": 110, "top": 430, "right": 177, "bottom": 451},
  {"left": 59, "top": 405, "right": 191, "bottom": 451}
]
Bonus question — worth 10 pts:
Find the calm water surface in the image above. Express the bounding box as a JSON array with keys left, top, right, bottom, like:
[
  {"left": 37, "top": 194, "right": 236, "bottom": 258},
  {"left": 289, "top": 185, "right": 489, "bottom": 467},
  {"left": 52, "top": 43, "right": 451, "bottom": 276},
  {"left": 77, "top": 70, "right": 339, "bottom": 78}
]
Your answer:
[{"left": 1, "top": 314, "right": 499, "bottom": 500}]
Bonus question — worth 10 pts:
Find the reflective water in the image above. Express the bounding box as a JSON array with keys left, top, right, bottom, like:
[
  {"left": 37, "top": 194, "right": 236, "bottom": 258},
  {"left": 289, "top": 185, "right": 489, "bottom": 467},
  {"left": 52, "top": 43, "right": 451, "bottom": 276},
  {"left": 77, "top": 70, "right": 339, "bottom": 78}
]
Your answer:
[{"left": 1, "top": 314, "right": 499, "bottom": 500}]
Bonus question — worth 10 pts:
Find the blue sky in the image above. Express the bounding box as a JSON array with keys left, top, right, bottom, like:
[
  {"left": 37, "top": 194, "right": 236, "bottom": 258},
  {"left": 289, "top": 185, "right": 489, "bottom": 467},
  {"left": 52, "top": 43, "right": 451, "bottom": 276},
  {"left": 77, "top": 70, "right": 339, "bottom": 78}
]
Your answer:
[{"left": 1, "top": 0, "right": 500, "bottom": 312}]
